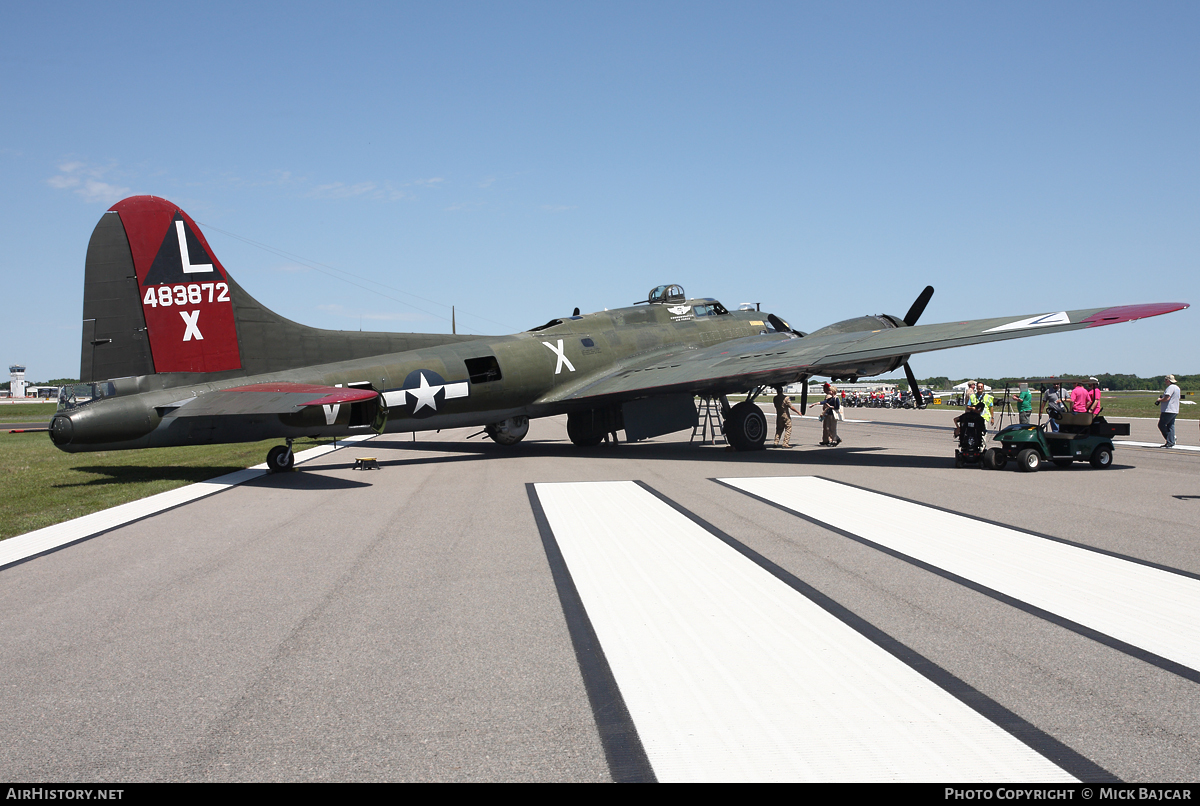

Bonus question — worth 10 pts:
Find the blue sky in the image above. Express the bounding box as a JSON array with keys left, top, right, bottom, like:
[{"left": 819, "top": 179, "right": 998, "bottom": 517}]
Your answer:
[{"left": 2, "top": 1, "right": 1196, "bottom": 383}]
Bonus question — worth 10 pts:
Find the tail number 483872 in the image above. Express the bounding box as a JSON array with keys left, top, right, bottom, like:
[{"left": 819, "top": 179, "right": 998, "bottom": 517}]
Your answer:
[{"left": 143, "top": 282, "right": 230, "bottom": 307}]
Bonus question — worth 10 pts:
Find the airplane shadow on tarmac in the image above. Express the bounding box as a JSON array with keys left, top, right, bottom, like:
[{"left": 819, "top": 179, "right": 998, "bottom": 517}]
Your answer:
[
  {"left": 56, "top": 464, "right": 259, "bottom": 488},
  {"left": 57, "top": 464, "right": 372, "bottom": 491},
  {"left": 246, "top": 472, "right": 371, "bottom": 490},
  {"left": 313, "top": 434, "right": 1143, "bottom": 474},
  {"left": 307, "top": 436, "right": 974, "bottom": 472}
]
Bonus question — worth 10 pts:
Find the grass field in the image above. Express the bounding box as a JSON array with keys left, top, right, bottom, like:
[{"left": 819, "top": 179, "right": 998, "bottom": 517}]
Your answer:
[
  {"left": 0, "top": 432, "right": 335, "bottom": 541},
  {"left": 0, "top": 402, "right": 58, "bottom": 422},
  {"left": 930, "top": 391, "right": 1199, "bottom": 420}
]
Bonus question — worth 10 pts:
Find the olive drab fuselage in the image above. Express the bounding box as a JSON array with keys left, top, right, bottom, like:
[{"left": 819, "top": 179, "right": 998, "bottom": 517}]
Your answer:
[{"left": 51, "top": 301, "right": 772, "bottom": 451}]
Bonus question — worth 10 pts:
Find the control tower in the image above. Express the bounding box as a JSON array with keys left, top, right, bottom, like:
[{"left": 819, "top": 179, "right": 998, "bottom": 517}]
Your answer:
[{"left": 9, "top": 365, "right": 26, "bottom": 398}]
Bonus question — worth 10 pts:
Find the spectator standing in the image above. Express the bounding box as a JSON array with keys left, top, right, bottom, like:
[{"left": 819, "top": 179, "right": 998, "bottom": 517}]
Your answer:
[
  {"left": 1157, "top": 375, "right": 1181, "bottom": 448},
  {"left": 1043, "top": 382, "right": 1065, "bottom": 432},
  {"left": 1013, "top": 383, "right": 1033, "bottom": 425},
  {"left": 980, "top": 386, "right": 995, "bottom": 427},
  {"left": 773, "top": 388, "right": 800, "bottom": 449},
  {"left": 820, "top": 384, "right": 842, "bottom": 446}
]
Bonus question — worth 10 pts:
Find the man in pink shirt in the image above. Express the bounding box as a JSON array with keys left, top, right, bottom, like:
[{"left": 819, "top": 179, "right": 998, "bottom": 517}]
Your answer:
[
  {"left": 1087, "top": 377, "right": 1102, "bottom": 416},
  {"left": 1070, "top": 381, "right": 1091, "bottom": 414}
]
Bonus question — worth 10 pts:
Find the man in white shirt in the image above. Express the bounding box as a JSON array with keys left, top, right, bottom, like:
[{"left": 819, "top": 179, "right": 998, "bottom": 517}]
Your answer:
[{"left": 1156, "top": 374, "right": 1181, "bottom": 448}]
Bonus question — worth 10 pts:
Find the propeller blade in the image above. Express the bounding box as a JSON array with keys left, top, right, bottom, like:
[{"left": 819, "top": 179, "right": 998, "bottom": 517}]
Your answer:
[
  {"left": 904, "top": 362, "right": 925, "bottom": 409},
  {"left": 767, "top": 313, "right": 797, "bottom": 334},
  {"left": 903, "top": 285, "right": 935, "bottom": 327}
]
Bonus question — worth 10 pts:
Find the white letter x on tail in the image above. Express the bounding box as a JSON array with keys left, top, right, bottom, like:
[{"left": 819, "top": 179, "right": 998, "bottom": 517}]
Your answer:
[
  {"left": 180, "top": 310, "right": 204, "bottom": 341},
  {"left": 542, "top": 339, "right": 575, "bottom": 374}
]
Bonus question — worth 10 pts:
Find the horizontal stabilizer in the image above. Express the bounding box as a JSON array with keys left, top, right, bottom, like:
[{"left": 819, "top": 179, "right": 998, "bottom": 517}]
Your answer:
[{"left": 163, "top": 382, "right": 377, "bottom": 418}]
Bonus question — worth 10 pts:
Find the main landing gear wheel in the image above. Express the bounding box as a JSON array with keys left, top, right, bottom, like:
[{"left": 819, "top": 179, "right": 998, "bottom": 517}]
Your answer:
[
  {"left": 566, "top": 410, "right": 609, "bottom": 447},
  {"left": 1090, "top": 445, "right": 1114, "bottom": 469},
  {"left": 267, "top": 443, "right": 295, "bottom": 473},
  {"left": 726, "top": 401, "right": 767, "bottom": 452}
]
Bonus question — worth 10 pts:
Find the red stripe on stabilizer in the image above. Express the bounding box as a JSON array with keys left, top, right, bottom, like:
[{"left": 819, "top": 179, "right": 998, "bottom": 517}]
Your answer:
[
  {"left": 221, "top": 383, "right": 378, "bottom": 406},
  {"left": 300, "top": 391, "right": 378, "bottom": 407},
  {"left": 1082, "top": 302, "right": 1190, "bottom": 327},
  {"left": 109, "top": 196, "right": 242, "bottom": 374}
]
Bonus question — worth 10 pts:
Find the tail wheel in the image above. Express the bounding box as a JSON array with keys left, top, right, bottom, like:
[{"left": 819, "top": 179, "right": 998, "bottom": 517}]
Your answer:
[
  {"left": 1017, "top": 448, "right": 1041, "bottom": 473},
  {"left": 267, "top": 444, "right": 294, "bottom": 473},
  {"left": 1090, "top": 445, "right": 1114, "bottom": 469},
  {"left": 726, "top": 401, "right": 767, "bottom": 451}
]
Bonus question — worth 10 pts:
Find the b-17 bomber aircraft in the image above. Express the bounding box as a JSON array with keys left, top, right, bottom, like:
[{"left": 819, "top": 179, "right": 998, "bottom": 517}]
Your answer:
[{"left": 50, "top": 196, "right": 1188, "bottom": 471}]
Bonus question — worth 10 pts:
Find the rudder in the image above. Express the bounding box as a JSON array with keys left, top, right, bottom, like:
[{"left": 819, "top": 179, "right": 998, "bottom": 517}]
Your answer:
[{"left": 81, "top": 196, "right": 243, "bottom": 381}]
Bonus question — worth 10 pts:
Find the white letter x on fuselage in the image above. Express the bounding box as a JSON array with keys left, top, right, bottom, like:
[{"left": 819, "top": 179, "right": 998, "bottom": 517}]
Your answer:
[{"left": 542, "top": 339, "right": 575, "bottom": 374}]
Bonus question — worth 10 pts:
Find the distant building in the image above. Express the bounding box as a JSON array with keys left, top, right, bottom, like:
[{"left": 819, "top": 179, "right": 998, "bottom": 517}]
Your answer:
[{"left": 8, "top": 365, "right": 26, "bottom": 399}]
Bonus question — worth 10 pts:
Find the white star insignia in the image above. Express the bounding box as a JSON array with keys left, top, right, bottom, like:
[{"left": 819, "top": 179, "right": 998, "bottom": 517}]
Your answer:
[{"left": 408, "top": 372, "right": 441, "bottom": 413}]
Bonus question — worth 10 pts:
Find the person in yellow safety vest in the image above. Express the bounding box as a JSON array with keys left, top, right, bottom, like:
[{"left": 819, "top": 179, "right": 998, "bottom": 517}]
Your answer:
[{"left": 981, "top": 387, "right": 995, "bottom": 426}]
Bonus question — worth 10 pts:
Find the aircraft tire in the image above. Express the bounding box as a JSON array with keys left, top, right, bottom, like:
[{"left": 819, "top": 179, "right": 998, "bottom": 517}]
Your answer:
[
  {"left": 267, "top": 444, "right": 294, "bottom": 473},
  {"left": 566, "top": 411, "right": 605, "bottom": 447},
  {"left": 1090, "top": 445, "right": 1114, "bottom": 469},
  {"left": 726, "top": 402, "right": 767, "bottom": 451},
  {"left": 1017, "top": 448, "right": 1041, "bottom": 473}
]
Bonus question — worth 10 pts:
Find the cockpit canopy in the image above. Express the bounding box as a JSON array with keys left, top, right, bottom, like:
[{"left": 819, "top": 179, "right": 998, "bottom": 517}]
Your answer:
[{"left": 646, "top": 284, "right": 686, "bottom": 304}]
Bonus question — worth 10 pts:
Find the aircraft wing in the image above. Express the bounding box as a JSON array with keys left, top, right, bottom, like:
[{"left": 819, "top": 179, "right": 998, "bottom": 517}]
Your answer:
[
  {"left": 161, "top": 382, "right": 378, "bottom": 418},
  {"left": 542, "top": 302, "right": 1188, "bottom": 404}
]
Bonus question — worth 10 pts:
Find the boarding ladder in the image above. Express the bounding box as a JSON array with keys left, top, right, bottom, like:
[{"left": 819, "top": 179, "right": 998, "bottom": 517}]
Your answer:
[{"left": 691, "top": 396, "right": 726, "bottom": 445}]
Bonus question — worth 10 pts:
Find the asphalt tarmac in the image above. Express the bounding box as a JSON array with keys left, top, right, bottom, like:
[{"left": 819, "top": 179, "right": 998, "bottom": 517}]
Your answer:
[{"left": 1, "top": 407, "right": 1198, "bottom": 782}]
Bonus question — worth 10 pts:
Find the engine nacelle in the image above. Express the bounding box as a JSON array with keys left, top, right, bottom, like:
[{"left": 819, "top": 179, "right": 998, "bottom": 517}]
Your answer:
[
  {"left": 805, "top": 313, "right": 908, "bottom": 380},
  {"left": 806, "top": 313, "right": 902, "bottom": 338}
]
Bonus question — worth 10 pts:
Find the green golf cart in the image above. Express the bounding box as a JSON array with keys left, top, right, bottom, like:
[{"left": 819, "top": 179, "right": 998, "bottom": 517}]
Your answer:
[{"left": 982, "top": 380, "right": 1130, "bottom": 471}]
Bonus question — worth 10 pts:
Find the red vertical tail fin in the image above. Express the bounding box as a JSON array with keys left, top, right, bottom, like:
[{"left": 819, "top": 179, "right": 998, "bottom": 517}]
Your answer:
[
  {"left": 81, "top": 196, "right": 242, "bottom": 381},
  {"left": 80, "top": 195, "right": 490, "bottom": 387}
]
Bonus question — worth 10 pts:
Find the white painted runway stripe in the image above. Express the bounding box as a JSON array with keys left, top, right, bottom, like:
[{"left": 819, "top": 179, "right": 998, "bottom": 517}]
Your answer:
[
  {"left": 0, "top": 434, "right": 377, "bottom": 570},
  {"left": 534, "top": 480, "right": 1079, "bottom": 783},
  {"left": 1115, "top": 440, "right": 1200, "bottom": 452},
  {"left": 719, "top": 476, "right": 1200, "bottom": 678}
]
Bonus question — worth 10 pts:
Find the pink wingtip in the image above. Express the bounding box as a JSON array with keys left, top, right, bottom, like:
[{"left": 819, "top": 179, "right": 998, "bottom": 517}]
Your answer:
[{"left": 1082, "top": 302, "right": 1190, "bottom": 327}]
